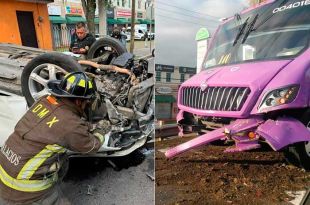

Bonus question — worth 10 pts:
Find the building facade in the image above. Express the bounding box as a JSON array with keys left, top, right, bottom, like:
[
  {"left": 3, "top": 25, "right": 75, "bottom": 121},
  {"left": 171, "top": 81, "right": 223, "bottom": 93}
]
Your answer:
[
  {"left": 47, "top": 0, "right": 86, "bottom": 50},
  {"left": 0, "top": 0, "right": 54, "bottom": 50},
  {"left": 155, "top": 64, "right": 196, "bottom": 120},
  {"left": 112, "top": 0, "right": 152, "bottom": 26},
  {"left": 47, "top": 0, "right": 154, "bottom": 50}
]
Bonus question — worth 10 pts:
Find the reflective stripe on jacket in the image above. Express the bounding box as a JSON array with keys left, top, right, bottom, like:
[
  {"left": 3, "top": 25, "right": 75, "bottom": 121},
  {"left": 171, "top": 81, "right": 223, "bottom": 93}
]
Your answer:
[{"left": 0, "top": 96, "right": 102, "bottom": 203}]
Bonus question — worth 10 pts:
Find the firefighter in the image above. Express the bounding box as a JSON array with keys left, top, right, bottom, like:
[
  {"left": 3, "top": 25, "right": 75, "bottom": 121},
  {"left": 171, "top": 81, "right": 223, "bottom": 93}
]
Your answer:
[{"left": 0, "top": 72, "right": 107, "bottom": 205}]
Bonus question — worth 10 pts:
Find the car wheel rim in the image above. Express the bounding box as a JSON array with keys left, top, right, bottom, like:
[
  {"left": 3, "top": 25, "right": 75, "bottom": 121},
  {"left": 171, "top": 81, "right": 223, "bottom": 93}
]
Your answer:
[
  {"left": 306, "top": 121, "right": 310, "bottom": 157},
  {"left": 28, "top": 63, "right": 67, "bottom": 101}
]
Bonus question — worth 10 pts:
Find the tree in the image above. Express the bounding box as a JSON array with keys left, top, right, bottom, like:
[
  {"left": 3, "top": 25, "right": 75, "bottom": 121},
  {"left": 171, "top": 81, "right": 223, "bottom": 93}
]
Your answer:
[
  {"left": 81, "top": 0, "right": 96, "bottom": 34},
  {"left": 98, "top": 0, "right": 107, "bottom": 36},
  {"left": 81, "top": 0, "right": 112, "bottom": 35},
  {"left": 130, "top": 0, "right": 136, "bottom": 53}
]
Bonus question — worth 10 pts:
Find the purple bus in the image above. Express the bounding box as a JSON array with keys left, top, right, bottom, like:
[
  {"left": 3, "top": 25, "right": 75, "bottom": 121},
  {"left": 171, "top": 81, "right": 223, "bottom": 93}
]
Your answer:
[{"left": 165, "top": 0, "right": 310, "bottom": 170}]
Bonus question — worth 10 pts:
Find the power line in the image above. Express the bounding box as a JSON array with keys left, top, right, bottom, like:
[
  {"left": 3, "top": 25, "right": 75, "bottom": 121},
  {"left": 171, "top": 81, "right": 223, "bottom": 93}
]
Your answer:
[
  {"left": 156, "top": 0, "right": 220, "bottom": 19},
  {"left": 156, "top": 13, "right": 208, "bottom": 27},
  {"left": 156, "top": 12, "right": 218, "bottom": 28},
  {"left": 156, "top": 5, "right": 219, "bottom": 22}
]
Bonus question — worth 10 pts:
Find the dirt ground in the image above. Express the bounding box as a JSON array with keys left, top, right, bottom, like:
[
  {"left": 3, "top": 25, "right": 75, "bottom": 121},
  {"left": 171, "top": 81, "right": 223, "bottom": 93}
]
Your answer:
[{"left": 155, "top": 135, "right": 310, "bottom": 205}]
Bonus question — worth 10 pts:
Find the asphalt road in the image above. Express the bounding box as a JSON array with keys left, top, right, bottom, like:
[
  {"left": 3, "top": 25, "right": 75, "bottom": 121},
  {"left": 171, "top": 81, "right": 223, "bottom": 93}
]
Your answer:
[
  {"left": 61, "top": 149, "right": 154, "bottom": 205},
  {"left": 127, "top": 40, "right": 154, "bottom": 52},
  {"left": 131, "top": 40, "right": 154, "bottom": 59}
]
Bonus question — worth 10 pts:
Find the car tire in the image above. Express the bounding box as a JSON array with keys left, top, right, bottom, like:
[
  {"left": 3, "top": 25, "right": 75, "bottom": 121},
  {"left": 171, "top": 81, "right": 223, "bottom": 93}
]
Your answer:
[
  {"left": 21, "top": 52, "right": 83, "bottom": 107},
  {"left": 87, "top": 36, "right": 127, "bottom": 64},
  {"left": 284, "top": 109, "right": 310, "bottom": 170}
]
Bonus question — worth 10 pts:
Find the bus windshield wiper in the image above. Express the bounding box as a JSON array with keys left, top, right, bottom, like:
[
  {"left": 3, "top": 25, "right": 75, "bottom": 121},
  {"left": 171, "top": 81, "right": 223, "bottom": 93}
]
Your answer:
[
  {"left": 241, "top": 14, "right": 259, "bottom": 44},
  {"left": 251, "top": 0, "right": 289, "bottom": 32},
  {"left": 233, "top": 17, "right": 249, "bottom": 46}
]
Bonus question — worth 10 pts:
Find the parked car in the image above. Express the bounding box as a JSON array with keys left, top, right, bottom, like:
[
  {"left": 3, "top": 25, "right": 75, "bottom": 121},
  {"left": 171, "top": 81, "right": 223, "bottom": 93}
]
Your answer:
[
  {"left": 126, "top": 26, "right": 155, "bottom": 40},
  {"left": 166, "top": 0, "right": 310, "bottom": 170}
]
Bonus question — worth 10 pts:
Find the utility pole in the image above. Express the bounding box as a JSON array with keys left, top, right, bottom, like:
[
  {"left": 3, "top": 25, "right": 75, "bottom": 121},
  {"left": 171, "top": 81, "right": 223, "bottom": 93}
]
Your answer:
[
  {"left": 146, "top": 0, "right": 153, "bottom": 53},
  {"left": 130, "top": 0, "right": 136, "bottom": 53},
  {"left": 149, "top": 1, "right": 153, "bottom": 53}
]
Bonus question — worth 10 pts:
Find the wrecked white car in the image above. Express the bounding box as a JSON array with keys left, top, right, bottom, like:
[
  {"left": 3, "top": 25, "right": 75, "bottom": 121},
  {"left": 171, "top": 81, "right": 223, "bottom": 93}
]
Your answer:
[{"left": 0, "top": 37, "right": 154, "bottom": 158}]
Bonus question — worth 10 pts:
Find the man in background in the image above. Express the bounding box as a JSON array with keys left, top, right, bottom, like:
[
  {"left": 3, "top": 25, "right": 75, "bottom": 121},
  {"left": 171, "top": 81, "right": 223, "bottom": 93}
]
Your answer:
[
  {"left": 144, "top": 30, "right": 148, "bottom": 48},
  {"left": 69, "top": 22, "right": 96, "bottom": 55},
  {"left": 120, "top": 27, "right": 127, "bottom": 48},
  {"left": 111, "top": 27, "right": 127, "bottom": 49},
  {"left": 111, "top": 27, "right": 121, "bottom": 40}
]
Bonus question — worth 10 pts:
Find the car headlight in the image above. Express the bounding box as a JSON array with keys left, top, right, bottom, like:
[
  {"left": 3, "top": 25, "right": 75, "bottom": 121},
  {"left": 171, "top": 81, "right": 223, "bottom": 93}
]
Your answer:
[{"left": 258, "top": 85, "right": 299, "bottom": 112}]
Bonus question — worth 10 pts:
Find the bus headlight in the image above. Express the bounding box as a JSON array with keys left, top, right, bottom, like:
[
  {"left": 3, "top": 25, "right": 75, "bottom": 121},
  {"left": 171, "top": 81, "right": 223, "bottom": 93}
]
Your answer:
[{"left": 258, "top": 85, "right": 299, "bottom": 112}]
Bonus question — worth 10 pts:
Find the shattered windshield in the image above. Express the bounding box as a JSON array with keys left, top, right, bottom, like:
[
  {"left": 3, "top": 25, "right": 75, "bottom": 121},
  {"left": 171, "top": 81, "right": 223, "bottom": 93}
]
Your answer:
[{"left": 204, "top": 0, "right": 310, "bottom": 69}]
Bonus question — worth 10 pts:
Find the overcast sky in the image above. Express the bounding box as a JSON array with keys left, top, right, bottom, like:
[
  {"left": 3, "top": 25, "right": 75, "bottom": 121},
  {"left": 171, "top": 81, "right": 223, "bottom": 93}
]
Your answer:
[{"left": 155, "top": 0, "right": 250, "bottom": 68}]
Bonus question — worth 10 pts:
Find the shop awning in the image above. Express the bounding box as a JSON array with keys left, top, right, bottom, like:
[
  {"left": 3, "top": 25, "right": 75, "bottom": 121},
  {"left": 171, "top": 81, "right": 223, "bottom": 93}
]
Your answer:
[
  {"left": 117, "top": 18, "right": 130, "bottom": 24},
  {"left": 137, "top": 19, "right": 144, "bottom": 24},
  {"left": 49, "top": 15, "right": 66, "bottom": 24},
  {"left": 128, "top": 18, "right": 139, "bottom": 24},
  {"left": 66, "top": 16, "right": 86, "bottom": 24},
  {"left": 139, "top": 19, "right": 153, "bottom": 24},
  {"left": 108, "top": 18, "right": 118, "bottom": 24},
  {"left": 155, "top": 95, "right": 176, "bottom": 103}
]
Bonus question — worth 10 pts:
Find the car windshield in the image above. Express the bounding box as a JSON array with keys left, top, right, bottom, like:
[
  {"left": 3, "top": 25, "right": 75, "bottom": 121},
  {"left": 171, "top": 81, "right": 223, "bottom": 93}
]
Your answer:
[{"left": 204, "top": 0, "right": 310, "bottom": 69}]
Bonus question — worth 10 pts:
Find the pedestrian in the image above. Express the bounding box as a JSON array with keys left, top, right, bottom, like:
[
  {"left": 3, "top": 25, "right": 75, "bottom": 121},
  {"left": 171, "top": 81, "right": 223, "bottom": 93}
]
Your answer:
[
  {"left": 120, "top": 27, "right": 127, "bottom": 48},
  {"left": 144, "top": 30, "right": 148, "bottom": 48},
  {"left": 69, "top": 22, "right": 96, "bottom": 56},
  {"left": 111, "top": 27, "right": 121, "bottom": 41},
  {"left": 0, "top": 72, "right": 108, "bottom": 205}
]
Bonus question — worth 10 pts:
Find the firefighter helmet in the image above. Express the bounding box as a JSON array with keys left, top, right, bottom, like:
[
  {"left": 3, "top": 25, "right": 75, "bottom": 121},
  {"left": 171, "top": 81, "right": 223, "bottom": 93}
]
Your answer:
[{"left": 47, "top": 71, "right": 95, "bottom": 99}]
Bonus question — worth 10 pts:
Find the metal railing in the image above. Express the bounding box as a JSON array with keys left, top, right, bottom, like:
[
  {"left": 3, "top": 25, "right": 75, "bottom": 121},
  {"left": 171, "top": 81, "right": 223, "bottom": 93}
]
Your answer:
[{"left": 51, "top": 25, "right": 76, "bottom": 52}]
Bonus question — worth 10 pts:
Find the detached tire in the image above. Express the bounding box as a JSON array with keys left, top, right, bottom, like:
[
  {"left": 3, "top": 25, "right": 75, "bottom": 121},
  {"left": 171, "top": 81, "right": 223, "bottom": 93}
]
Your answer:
[
  {"left": 284, "top": 142, "right": 310, "bottom": 170},
  {"left": 21, "top": 52, "right": 83, "bottom": 107},
  {"left": 284, "top": 109, "right": 310, "bottom": 171},
  {"left": 87, "top": 36, "right": 127, "bottom": 63}
]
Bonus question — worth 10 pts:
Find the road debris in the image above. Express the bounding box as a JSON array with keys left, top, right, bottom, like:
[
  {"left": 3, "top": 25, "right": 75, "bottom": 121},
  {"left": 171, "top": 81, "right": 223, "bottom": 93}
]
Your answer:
[{"left": 86, "top": 185, "right": 94, "bottom": 196}]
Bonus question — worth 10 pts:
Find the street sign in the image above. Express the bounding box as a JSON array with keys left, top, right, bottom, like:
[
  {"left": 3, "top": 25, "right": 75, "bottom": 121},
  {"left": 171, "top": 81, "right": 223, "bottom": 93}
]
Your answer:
[
  {"left": 155, "top": 64, "right": 174, "bottom": 72},
  {"left": 156, "top": 87, "right": 173, "bottom": 94},
  {"left": 179, "top": 66, "right": 196, "bottom": 74},
  {"left": 196, "top": 28, "right": 210, "bottom": 73}
]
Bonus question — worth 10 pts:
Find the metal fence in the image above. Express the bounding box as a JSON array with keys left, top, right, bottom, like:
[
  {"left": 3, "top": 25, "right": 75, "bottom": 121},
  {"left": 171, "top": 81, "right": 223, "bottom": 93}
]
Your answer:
[{"left": 51, "top": 24, "right": 76, "bottom": 52}]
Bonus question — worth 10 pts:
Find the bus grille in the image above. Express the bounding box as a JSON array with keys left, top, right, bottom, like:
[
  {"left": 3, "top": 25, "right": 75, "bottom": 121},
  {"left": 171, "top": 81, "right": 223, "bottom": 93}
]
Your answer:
[{"left": 181, "top": 86, "right": 250, "bottom": 111}]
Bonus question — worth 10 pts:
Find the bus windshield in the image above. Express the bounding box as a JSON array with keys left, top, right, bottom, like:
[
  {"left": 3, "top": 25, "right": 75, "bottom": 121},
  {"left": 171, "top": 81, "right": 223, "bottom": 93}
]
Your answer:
[{"left": 204, "top": 0, "right": 310, "bottom": 69}]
